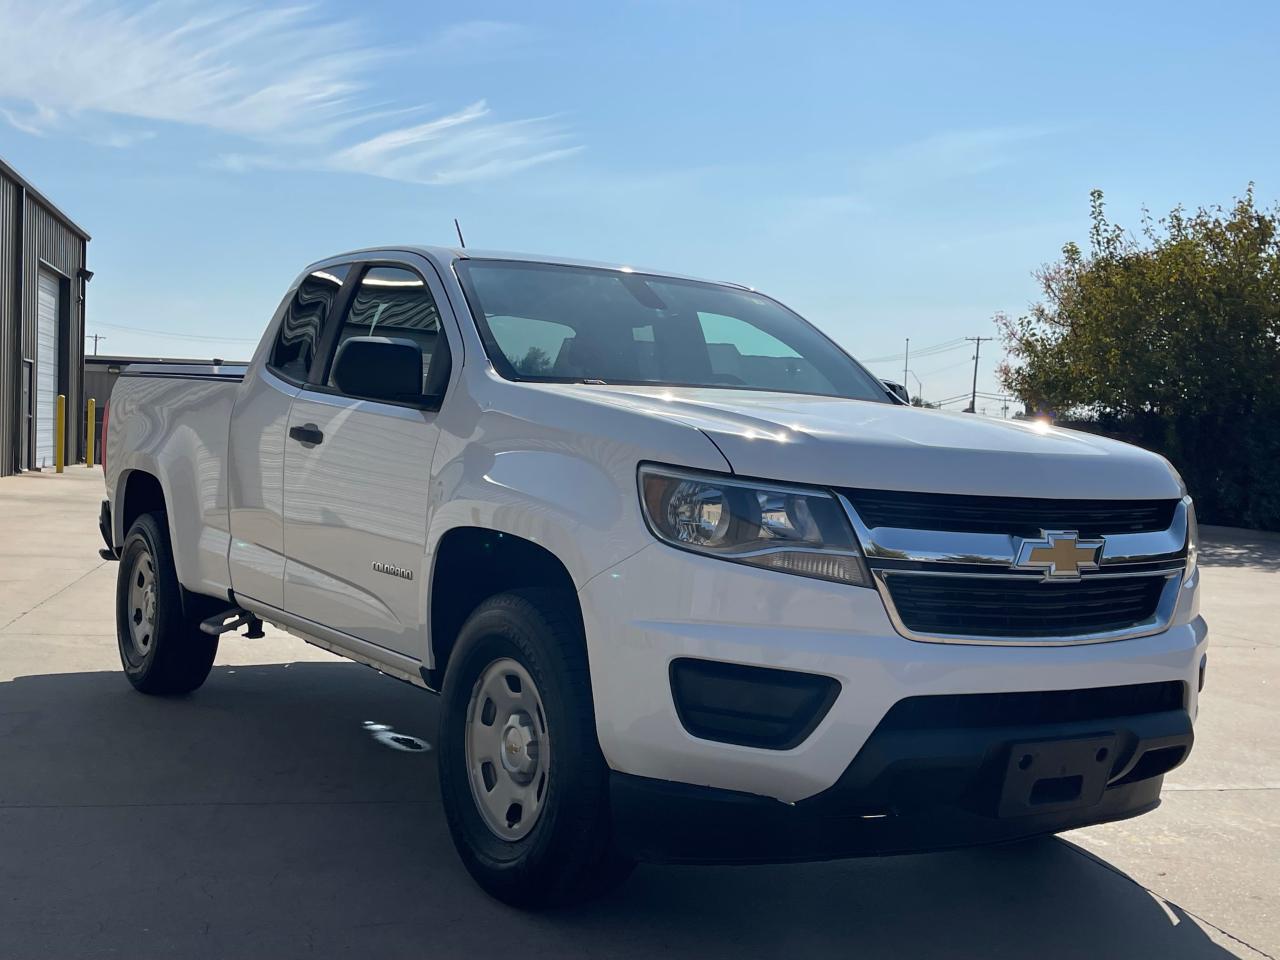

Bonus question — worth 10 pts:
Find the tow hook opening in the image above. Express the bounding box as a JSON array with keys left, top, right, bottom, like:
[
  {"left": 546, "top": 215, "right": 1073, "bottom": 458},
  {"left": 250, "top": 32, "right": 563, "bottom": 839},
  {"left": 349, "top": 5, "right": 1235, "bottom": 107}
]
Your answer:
[{"left": 1030, "top": 775, "right": 1084, "bottom": 806}]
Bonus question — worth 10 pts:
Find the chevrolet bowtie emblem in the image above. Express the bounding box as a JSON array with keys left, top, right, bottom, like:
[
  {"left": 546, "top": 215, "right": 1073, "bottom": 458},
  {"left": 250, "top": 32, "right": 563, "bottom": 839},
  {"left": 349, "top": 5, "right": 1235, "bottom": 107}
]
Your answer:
[{"left": 1014, "top": 531, "right": 1103, "bottom": 579}]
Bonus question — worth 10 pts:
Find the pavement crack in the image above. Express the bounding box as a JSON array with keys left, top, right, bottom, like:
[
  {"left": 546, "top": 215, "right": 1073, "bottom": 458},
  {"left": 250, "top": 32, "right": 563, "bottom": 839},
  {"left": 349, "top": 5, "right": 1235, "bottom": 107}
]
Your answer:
[
  {"left": 1062, "top": 841, "right": 1278, "bottom": 960},
  {"left": 1163, "top": 785, "right": 1280, "bottom": 792},
  {"left": 0, "top": 560, "right": 107, "bottom": 633}
]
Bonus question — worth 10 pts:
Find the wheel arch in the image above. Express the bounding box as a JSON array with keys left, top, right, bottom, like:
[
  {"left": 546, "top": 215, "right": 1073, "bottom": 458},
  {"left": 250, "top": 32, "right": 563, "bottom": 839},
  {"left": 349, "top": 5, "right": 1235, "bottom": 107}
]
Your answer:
[
  {"left": 113, "top": 468, "right": 223, "bottom": 620},
  {"left": 115, "top": 468, "right": 169, "bottom": 545},
  {"left": 427, "top": 526, "right": 582, "bottom": 689}
]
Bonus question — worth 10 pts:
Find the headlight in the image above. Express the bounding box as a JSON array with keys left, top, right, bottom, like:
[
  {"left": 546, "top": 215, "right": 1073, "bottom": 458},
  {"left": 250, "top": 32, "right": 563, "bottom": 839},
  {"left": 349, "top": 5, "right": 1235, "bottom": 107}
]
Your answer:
[
  {"left": 1184, "top": 495, "right": 1198, "bottom": 578},
  {"left": 638, "top": 465, "right": 870, "bottom": 586}
]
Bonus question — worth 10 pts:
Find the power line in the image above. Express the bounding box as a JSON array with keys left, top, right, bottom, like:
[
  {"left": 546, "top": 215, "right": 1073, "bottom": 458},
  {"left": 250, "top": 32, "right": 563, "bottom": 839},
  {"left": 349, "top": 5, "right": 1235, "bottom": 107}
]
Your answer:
[
  {"left": 909, "top": 338, "right": 968, "bottom": 358},
  {"left": 93, "top": 321, "right": 259, "bottom": 343},
  {"left": 861, "top": 336, "right": 966, "bottom": 364},
  {"left": 918, "top": 356, "right": 974, "bottom": 377}
]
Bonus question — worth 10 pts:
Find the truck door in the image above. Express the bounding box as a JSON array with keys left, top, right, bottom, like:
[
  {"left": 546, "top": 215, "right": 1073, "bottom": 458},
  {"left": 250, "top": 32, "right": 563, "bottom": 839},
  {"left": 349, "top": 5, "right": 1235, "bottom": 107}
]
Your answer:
[
  {"left": 280, "top": 260, "right": 453, "bottom": 661},
  {"left": 227, "top": 265, "right": 350, "bottom": 608}
]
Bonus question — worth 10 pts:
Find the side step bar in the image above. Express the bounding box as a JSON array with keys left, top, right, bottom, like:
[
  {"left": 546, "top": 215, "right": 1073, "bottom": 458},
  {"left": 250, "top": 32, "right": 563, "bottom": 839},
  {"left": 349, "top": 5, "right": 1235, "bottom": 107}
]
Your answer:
[{"left": 200, "top": 608, "right": 266, "bottom": 639}]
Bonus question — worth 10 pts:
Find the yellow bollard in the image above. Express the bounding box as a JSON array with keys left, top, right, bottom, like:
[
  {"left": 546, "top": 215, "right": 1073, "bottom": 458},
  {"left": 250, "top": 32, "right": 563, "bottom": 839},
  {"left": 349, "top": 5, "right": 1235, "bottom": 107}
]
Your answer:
[
  {"left": 86, "top": 398, "right": 96, "bottom": 468},
  {"left": 55, "top": 394, "right": 65, "bottom": 473}
]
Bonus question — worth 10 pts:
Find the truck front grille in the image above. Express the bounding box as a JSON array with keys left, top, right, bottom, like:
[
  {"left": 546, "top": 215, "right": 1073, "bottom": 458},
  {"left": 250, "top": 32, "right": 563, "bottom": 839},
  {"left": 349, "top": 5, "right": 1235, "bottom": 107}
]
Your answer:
[
  {"left": 841, "top": 489, "right": 1178, "bottom": 538},
  {"left": 882, "top": 573, "right": 1171, "bottom": 639},
  {"left": 840, "top": 489, "right": 1191, "bottom": 645}
]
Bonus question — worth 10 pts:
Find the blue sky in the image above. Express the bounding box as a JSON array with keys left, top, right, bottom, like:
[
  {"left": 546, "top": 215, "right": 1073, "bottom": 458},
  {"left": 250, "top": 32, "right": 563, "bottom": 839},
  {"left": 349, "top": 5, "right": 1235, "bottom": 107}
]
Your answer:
[{"left": 1, "top": 0, "right": 1276, "bottom": 411}]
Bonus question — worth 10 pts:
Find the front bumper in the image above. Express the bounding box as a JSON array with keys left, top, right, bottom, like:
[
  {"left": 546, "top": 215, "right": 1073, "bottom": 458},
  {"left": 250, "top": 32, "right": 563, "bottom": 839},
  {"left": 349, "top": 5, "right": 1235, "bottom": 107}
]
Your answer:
[
  {"left": 579, "top": 543, "right": 1207, "bottom": 805},
  {"left": 612, "top": 688, "right": 1192, "bottom": 863}
]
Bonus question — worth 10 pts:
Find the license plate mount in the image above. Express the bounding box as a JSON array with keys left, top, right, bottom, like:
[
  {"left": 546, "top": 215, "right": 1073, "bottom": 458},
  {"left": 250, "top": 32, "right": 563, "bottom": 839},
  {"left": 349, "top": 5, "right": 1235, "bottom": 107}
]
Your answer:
[{"left": 998, "top": 734, "right": 1116, "bottom": 818}]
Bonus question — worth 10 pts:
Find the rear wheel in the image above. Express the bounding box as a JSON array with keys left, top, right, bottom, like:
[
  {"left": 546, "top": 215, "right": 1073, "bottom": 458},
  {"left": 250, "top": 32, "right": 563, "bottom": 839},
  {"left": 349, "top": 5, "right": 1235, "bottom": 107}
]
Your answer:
[
  {"left": 438, "top": 590, "right": 633, "bottom": 907},
  {"left": 116, "top": 512, "right": 218, "bottom": 695}
]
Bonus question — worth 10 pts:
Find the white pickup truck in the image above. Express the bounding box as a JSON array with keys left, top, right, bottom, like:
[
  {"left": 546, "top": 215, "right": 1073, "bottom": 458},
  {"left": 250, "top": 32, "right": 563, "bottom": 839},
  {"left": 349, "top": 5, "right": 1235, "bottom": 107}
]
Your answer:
[{"left": 100, "top": 246, "right": 1207, "bottom": 906}]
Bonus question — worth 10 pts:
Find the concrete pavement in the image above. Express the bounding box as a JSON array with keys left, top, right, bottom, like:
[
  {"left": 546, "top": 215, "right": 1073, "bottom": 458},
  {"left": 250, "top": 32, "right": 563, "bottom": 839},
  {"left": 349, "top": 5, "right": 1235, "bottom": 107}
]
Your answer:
[{"left": 0, "top": 467, "right": 1276, "bottom": 959}]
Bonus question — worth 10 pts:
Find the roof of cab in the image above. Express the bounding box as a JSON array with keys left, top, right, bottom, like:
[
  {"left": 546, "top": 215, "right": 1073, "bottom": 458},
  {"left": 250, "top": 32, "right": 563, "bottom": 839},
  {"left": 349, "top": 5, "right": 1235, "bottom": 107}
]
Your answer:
[{"left": 308, "top": 245, "right": 751, "bottom": 290}]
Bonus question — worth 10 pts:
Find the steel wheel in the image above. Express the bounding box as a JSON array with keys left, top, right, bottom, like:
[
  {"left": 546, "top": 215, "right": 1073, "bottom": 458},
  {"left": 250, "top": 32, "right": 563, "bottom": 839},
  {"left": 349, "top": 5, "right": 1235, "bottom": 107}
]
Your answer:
[
  {"left": 126, "top": 547, "right": 157, "bottom": 660},
  {"left": 465, "top": 657, "right": 551, "bottom": 841},
  {"left": 439, "top": 591, "right": 633, "bottom": 906},
  {"left": 115, "top": 511, "right": 218, "bottom": 695}
]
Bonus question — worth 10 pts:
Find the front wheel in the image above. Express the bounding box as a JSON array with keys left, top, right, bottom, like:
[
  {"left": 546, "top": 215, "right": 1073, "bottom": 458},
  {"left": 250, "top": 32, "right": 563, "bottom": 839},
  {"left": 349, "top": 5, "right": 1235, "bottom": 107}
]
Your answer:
[
  {"left": 115, "top": 512, "right": 218, "bottom": 695},
  {"left": 437, "top": 590, "right": 633, "bottom": 907}
]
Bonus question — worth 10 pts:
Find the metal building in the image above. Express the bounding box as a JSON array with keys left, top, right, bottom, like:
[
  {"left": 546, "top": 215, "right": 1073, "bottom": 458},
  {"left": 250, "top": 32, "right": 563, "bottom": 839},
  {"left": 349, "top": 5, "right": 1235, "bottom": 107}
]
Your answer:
[{"left": 0, "top": 156, "right": 91, "bottom": 475}]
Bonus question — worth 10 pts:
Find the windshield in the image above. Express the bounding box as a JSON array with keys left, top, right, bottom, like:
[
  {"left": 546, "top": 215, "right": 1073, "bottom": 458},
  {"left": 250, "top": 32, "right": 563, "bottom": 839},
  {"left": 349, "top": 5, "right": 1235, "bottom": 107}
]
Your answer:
[{"left": 455, "top": 260, "right": 889, "bottom": 402}]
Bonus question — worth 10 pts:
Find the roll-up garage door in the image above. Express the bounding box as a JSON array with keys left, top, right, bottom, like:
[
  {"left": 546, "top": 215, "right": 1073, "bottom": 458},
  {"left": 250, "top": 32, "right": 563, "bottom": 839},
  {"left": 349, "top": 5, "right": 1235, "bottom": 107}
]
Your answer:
[{"left": 35, "top": 271, "right": 60, "bottom": 469}]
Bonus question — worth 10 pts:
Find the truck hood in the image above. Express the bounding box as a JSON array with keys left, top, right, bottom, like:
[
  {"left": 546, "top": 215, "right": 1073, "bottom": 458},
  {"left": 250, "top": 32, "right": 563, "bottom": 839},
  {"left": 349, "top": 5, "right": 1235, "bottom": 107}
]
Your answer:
[{"left": 550, "top": 385, "right": 1184, "bottom": 500}]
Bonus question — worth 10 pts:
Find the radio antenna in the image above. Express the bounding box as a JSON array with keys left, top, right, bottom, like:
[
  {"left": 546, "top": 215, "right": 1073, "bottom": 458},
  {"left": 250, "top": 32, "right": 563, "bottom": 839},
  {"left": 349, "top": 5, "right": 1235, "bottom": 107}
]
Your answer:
[{"left": 454, "top": 218, "right": 466, "bottom": 249}]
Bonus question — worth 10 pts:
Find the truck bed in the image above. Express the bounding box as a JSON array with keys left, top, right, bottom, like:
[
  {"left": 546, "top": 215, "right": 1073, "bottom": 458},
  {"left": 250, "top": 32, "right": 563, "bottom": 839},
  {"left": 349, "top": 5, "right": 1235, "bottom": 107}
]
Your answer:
[
  {"left": 106, "top": 361, "right": 250, "bottom": 599},
  {"left": 120, "top": 362, "right": 248, "bottom": 383}
]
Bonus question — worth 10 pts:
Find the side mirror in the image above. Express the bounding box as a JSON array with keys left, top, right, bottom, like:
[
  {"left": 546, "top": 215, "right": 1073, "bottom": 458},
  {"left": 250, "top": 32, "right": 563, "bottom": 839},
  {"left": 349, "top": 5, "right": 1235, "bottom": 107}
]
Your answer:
[
  {"left": 882, "top": 379, "right": 910, "bottom": 404},
  {"left": 332, "top": 336, "right": 424, "bottom": 405}
]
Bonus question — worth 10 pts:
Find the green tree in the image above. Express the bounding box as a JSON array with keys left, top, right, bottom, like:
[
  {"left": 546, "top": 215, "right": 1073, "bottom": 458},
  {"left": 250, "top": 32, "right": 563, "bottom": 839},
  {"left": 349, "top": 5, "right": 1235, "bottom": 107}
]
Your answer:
[
  {"left": 516, "top": 347, "right": 553, "bottom": 375},
  {"left": 998, "top": 187, "right": 1280, "bottom": 530}
]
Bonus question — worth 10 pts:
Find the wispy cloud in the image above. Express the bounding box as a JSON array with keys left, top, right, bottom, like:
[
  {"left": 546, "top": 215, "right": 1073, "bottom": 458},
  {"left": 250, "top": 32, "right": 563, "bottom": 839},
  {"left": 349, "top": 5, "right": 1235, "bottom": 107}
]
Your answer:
[
  {"left": 327, "top": 101, "right": 579, "bottom": 185},
  {"left": 425, "top": 20, "right": 533, "bottom": 61},
  {"left": 858, "top": 126, "right": 1056, "bottom": 188},
  {"left": 0, "top": 104, "right": 55, "bottom": 137},
  {"left": 0, "top": 1, "right": 575, "bottom": 184},
  {"left": 87, "top": 128, "right": 158, "bottom": 149}
]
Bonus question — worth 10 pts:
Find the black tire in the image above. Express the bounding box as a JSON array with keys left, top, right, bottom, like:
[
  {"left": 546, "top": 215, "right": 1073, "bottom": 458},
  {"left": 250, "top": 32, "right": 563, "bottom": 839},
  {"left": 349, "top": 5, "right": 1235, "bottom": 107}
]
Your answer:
[
  {"left": 115, "top": 511, "right": 218, "bottom": 695},
  {"left": 437, "top": 589, "right": 634, "bottom": 908}
]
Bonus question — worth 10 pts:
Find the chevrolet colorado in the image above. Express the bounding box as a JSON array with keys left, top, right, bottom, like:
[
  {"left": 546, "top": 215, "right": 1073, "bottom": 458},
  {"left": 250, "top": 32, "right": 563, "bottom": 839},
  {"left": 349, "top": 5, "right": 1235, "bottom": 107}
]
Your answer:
[{"left": 100, "top": 247, "right": 1207, "bottom": 906}]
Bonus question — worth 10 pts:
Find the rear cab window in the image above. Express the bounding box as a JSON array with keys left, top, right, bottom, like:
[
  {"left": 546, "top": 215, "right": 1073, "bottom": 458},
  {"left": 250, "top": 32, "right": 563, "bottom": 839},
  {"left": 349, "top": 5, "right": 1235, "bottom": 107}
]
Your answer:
[{"left": 269, "top": 265, "right": 350, "bottom": 382}]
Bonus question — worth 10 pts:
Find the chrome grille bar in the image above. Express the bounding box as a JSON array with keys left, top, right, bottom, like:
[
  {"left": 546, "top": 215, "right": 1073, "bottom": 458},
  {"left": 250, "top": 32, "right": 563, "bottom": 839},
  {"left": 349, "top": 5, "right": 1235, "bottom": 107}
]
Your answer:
[{"left": 839, "top": 494, "right": 1192, "bottom": 646}]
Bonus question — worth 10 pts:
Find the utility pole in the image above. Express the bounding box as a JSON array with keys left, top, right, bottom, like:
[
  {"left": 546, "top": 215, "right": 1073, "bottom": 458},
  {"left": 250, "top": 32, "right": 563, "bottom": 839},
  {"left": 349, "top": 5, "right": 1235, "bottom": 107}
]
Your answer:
[
  {"left": 902, "top": 338, "right": 910, "bottom": 387},
  {"left": 965, "top": 336, "right": 992, "bottom": 413},
  {"left": 87, "top": 333, "right": 106, "bottom": 356}
]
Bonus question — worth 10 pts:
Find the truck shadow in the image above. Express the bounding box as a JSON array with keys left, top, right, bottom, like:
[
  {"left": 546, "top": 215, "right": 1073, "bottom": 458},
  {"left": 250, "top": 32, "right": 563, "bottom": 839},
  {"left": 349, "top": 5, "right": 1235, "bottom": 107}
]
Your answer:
[{"left": 0, "top": 663, "right": 1237, "bottom": 960}]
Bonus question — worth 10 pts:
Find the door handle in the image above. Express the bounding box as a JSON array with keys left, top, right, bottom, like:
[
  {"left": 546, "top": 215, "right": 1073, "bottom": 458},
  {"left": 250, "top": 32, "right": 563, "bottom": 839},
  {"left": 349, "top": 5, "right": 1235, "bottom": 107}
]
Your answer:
[{"left": 289, "top": 423, "right": 324, "bottom": 446}]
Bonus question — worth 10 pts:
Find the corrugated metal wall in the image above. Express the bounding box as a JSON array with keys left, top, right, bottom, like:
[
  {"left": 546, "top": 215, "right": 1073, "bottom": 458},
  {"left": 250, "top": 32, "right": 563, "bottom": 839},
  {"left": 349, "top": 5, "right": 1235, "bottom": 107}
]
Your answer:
[
  {"left": 0, "top": 173, "right": 18, "bottom": 476},
  {"left": 0, "top": 164, "right": 89, "bottom": 476}
]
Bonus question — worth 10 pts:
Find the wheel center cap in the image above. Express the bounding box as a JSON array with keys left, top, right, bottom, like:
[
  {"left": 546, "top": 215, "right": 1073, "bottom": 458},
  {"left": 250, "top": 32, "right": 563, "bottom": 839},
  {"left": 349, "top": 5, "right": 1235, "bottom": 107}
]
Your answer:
[
  {"left": 142, "top": 587, "right": 156, "bottom": 623},
  {"left": 499, "top": 713, "right": 538, "bottom": 779}
]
